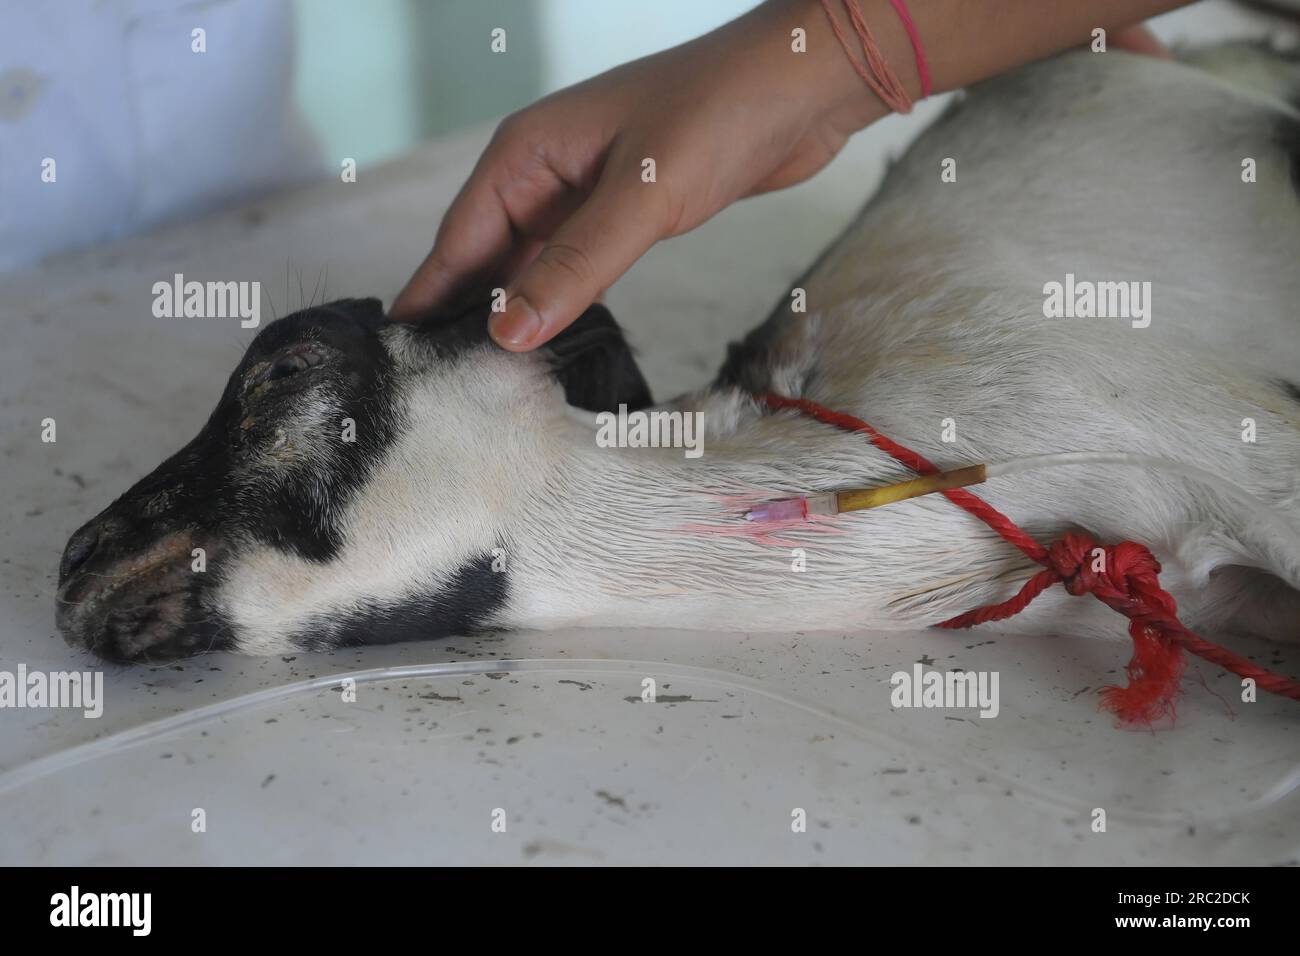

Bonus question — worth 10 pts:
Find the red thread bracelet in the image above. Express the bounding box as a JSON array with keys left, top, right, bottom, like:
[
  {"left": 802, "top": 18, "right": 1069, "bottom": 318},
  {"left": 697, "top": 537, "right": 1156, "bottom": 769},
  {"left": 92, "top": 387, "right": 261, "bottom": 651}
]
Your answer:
[
  {"left": 820, "top": 0, "right": 930, "bottom": 114},
  {"left": 888, "top": 0, "right": 932, "bottom": 98}
]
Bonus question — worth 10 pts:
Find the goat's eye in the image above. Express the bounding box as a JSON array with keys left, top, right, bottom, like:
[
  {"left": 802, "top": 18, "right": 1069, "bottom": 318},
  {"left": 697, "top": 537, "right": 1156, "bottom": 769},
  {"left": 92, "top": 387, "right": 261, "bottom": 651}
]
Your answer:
[
  {"left": 260, "top": 347, "right": 324, "bottom": 384},
  {"left": 268, "top": 355, "right": 308, "bottom": 381}
]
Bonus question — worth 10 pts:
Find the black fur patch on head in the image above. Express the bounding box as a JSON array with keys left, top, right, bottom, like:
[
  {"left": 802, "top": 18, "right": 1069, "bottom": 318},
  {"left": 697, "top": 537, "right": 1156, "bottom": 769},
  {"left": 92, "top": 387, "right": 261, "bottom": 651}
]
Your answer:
[
  {"left": 400, "top": 297, "right": 653, "bottom": 412},
  {"left": 298, "top": 552, "right": 509, "bottom": 650},
  {"left": 56, "top": 297, "right": 407, "bottom": 661},
  {"left": 543, "top": 304, "right": 653, "bottom": 412},
  {"left": 402, "top": 289, "right": 502, "bottom": 359},
  {"left": 219, "top": 297, "right": 400, "bottom": 562},
  {"left": 71, "top": 296, "right": 400, "bottom": 569}
]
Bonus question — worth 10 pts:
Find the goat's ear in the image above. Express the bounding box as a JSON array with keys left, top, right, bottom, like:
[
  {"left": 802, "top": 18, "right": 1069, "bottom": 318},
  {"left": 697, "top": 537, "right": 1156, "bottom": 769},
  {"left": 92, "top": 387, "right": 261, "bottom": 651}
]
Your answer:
[
  {"left": 332, "top": 297, "right": 386, "bottom": 329},
  {"left": 542, "top": 304, "right": 653, "bottom": 413}
]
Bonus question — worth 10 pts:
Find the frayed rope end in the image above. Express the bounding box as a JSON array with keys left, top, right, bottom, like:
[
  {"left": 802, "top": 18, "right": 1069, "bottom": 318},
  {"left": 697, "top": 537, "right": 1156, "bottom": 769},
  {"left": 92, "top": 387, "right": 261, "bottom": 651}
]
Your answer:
[{"left": 1099, "top": 625, "right": 1186, "bottom": 725}]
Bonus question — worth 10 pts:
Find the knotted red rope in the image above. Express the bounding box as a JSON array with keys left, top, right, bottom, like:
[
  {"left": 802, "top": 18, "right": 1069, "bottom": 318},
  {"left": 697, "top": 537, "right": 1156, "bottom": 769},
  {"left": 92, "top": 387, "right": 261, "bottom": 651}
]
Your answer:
[{"left": 761, "top": 392, "right": 1300, "bottom": 724}]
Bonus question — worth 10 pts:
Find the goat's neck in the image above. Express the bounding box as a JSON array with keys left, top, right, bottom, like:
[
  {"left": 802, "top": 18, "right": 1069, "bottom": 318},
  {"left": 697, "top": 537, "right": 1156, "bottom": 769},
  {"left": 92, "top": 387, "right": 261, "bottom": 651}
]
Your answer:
[{"left": 502, "top": 401, "right": 899, "bottom": 631}]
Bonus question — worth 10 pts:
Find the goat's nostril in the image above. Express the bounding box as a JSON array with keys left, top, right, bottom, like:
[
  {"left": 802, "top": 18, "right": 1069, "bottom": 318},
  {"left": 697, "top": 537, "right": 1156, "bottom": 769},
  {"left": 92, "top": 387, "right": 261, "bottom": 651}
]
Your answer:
[{"left": 59, "top": 525, "right": 100, "bottom": 582}]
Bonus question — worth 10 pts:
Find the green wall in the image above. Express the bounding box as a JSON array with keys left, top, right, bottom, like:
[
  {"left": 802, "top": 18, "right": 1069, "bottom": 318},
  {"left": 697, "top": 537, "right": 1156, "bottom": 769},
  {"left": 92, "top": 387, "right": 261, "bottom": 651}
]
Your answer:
[{"left": 294, "top": 0, "right": 749, "bottom": 166}]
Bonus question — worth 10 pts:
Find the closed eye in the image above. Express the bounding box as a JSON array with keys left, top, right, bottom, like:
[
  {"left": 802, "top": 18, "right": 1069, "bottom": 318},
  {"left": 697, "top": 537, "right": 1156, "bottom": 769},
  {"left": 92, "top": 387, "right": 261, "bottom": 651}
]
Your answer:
[{"left": 257, "top": 345, "right": 325, "bottom": 386}]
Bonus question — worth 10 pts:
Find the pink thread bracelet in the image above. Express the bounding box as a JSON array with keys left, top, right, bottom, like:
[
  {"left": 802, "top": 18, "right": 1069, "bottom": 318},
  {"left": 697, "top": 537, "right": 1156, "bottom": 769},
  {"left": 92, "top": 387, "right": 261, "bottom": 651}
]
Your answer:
[{"left": 820, "top": 0, "right": 930, "bottom": 114}]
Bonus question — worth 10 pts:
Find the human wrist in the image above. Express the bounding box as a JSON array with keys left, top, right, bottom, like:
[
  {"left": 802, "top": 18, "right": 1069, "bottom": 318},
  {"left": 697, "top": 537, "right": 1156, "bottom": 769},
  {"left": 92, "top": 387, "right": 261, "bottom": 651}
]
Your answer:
[{"left": 767, "top": 0, "right": 916, "bottom": 133}]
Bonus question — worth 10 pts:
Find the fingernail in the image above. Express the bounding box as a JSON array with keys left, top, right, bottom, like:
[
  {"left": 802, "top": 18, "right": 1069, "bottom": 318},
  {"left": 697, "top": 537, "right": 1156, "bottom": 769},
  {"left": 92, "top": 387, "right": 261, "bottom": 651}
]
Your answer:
[{"left": 490, "top": 297, "right": 543, "bottom": 350}]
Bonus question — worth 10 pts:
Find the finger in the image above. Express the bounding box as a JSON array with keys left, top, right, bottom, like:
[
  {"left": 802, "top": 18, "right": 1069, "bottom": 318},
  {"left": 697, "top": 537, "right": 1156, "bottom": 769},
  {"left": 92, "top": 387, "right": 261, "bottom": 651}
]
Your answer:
[
  {"left": 1111, "top": 24, "right": 1173, "bottom": 59},
  {"left": 389, "top": 173, "right": 516, "bottom": 321},
  {"left": 488, "top": 164, "right": 667, "bottom": 351}
]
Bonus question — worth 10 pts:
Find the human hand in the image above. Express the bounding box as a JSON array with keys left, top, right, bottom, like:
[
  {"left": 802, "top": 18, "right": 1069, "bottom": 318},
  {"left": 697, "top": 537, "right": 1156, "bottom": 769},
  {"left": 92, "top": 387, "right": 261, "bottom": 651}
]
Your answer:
[
  {"left": 390, "top": 0, "right": 880, "bottom": 349},
  {"left": 390, "top": 1, "right": 1178, "bottom": 350}
]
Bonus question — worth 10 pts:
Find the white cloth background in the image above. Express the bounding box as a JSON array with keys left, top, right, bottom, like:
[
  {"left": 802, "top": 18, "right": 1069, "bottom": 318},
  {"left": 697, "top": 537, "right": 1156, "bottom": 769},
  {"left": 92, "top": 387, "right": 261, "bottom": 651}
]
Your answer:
[{"left": 0, "top": 0, "right": 322, "bottom": 271}]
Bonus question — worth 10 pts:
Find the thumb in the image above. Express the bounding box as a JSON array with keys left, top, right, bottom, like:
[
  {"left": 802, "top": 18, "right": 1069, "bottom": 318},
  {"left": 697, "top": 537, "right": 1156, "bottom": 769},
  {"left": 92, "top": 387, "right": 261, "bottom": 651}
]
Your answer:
[
  {"left": 1110, "top": 24, "right": 1172, "bottom": 59},
  {"left": 489, "top": 165, "right": 667, "bottom": 351}
]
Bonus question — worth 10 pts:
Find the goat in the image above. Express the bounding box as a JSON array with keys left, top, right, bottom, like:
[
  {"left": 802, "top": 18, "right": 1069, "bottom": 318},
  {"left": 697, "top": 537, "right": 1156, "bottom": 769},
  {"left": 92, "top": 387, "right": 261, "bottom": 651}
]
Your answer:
[{"left": 56, "top": 44, "right": 1300, "bottom": 666}]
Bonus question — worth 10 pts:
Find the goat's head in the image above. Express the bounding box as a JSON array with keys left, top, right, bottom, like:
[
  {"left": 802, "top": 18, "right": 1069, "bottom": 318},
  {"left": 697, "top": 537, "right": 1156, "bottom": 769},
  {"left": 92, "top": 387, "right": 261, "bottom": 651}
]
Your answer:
[{"left": 55, "top": 297, "right": 651, "bottom": 662}]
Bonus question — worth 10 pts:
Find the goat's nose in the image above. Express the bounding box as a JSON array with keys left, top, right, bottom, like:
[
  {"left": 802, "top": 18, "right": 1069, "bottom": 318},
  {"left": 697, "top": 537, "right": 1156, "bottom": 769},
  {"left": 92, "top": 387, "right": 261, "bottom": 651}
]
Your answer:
[{"left": 59, "top": 523, "right": 99, "bottom": 583}]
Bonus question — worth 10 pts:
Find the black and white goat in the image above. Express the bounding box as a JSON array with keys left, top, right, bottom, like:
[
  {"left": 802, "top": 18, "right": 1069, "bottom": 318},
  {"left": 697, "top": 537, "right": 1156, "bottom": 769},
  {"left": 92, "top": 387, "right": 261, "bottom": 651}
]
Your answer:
[{"left": 57, "top": 44, "right": 1300, "bottom": 662}]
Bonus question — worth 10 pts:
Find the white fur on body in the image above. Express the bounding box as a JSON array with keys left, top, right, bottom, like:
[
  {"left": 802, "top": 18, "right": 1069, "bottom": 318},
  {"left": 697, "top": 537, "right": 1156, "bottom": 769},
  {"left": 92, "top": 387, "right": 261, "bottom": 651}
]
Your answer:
[{"left": 217, "top": 50, "right": 1300, "bottom": 654}]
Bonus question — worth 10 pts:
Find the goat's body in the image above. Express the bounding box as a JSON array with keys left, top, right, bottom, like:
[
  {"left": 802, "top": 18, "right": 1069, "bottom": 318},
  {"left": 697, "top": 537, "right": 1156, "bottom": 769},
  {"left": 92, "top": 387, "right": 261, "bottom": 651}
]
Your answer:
[
  {"left": 488, "top": 49, "right": 1300, "bottom": 645},
  {"left": 76, "top": 45, "right": 1300, "bottom": 659}
]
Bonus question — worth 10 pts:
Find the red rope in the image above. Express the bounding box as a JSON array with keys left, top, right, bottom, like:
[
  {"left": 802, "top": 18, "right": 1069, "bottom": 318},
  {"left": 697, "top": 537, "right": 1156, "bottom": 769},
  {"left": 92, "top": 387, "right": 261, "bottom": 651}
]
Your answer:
[{"left": 761, "top": 392, "right": 1300, "bottom": 723}]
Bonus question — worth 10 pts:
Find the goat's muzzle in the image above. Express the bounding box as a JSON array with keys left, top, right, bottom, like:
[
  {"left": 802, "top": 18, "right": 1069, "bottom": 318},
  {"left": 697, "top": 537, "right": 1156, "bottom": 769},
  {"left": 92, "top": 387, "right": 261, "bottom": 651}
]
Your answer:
[{"left": 56, "top": 518, "right": 227, "bottom": 662}]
